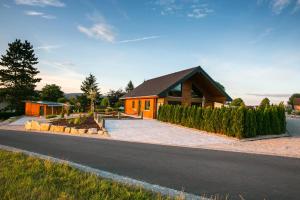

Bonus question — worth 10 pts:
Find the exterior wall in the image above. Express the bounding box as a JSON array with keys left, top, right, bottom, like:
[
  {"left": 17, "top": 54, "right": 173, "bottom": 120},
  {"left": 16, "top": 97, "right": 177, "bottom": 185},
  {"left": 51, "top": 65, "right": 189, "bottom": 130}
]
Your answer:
[
  {"left": 181, "top": 79, "right": 192, "bottom": 106},
  {"left": 25, "top": 102, "right": 40, "bottom": 116},
  {"left": 125, "top": 98, "right": 157, "bottom": 119}
]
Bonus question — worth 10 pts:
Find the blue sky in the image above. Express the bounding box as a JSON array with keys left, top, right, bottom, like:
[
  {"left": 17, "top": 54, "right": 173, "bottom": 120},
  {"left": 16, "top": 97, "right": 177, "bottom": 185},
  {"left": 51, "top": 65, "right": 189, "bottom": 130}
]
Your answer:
[{"left": 0, "top": 0, "right": 300, "bottom": 105}]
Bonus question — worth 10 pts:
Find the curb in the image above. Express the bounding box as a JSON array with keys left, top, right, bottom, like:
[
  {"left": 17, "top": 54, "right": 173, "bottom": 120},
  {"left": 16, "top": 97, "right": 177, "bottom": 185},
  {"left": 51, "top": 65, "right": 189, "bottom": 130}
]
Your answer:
[
  {"left": 240, "top": 133, "right": 290, "bottom": 142},
  {"left": 0, "top": 144, "right": 209, "bottom": 200}
]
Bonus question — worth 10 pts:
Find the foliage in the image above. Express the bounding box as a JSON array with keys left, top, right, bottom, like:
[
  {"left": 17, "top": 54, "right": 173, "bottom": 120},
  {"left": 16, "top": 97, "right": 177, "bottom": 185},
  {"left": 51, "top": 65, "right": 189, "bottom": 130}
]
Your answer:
[
  {"left": 45, "top": 115, "right": 57, "bottom": 119},
  {"left": 157, "top": 104, "right": 286, "bottom": 138},
  {"left": 259, "top": 98, "right": 270, "bottom": 109},
  {"left": 230, "top": 98, "right": 245, "bottom": 107},
  {"left": 80, "top": 74, "right": 100, "bottom": 97},
  {"left": 40, "top": 84, "right": 64, "bottom": 102},
  {"left": 87, "top": 89, "right": 97, "bottom": 113},
  {"left": 0, "top": 112, "right": 23, "bottom": 120},
  {"left": 106, "top": 89, "right": 125, "bottom": 107},
  {"left": 125, "top": 80, "right": 134, "bottom": 93},
  {"left": 288, "top": 93, "right": 300, "bottom": 109},
  {"left": 0, "top": 150, "right": 171, "bottom": 200},
  {"left": 100, "top": 97, "right": 110, "bottom": 108},
  {"left": 0, "top": 39, "right": 41, "bottom": 112},
  {"left": 57, "top": 97, "right": 67, "bottom": 103}
]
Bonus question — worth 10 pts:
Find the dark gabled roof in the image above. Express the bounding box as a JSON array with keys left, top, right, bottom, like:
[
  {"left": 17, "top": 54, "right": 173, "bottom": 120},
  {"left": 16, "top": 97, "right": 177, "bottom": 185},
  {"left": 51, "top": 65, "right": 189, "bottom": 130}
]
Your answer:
[{"left": 121, "top": 66, "right": 232, "bottom": 101}]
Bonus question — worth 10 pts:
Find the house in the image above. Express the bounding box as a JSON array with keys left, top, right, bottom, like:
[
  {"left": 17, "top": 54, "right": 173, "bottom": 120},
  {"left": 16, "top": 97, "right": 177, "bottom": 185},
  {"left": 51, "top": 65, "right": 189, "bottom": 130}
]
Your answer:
[
  {"left": 25, "top": 101, "right": 65, "bottom": 116},
  {"left": 121, "top": 66, "right": 232, "bottom": 119},
  {"left": 294, "top": 98, "right": 300, "bottom": 111}
]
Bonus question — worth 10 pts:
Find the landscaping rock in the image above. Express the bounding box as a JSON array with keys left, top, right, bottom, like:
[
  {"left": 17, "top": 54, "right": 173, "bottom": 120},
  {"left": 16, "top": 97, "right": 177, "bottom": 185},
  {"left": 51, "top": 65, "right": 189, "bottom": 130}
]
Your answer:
[
  {"left": 70, "top": 128, "right": 79, "bottom": 134},
  {"left": 64, "top": 127, "right": 71, "bottom": 133},
  {"left": 88, "top": 128, "right": 97, "bottom": 134},
  {"left": 53, "top": 126, "right": 65, "bottom": 133},
  {"left": 102, "top": 128, "right": 110, "bottom": 137},
  {"left": 49, "top": 125, "right": 55, "bottom": 132},
  {"left": 97, "top": 130, "right": 103, "bottom": 135},
  {"left": 40, "top": 123, "right": 50, "bottom": 131},
  {"left": 78, "top": 129, "right": 87, "bottom": 134},
  {"left": 25, "top": 121, "right": 32, "bottom": 130},
  {"left": 31, "top": 121, "right": 40, "bottom": 131}
]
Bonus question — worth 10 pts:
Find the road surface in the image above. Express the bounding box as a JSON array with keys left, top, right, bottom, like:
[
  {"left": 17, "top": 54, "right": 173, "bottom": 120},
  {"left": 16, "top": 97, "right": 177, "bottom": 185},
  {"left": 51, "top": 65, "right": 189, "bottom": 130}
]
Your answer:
[{"left": 0, "top": 129, "right": 299, "bottom": 200}]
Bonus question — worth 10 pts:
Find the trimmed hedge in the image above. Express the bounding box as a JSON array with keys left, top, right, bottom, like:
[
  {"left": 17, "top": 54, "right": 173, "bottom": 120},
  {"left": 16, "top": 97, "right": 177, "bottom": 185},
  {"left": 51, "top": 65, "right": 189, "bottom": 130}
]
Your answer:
[{"left": 157, "top": 104, "right": 286, "bottom": 138}]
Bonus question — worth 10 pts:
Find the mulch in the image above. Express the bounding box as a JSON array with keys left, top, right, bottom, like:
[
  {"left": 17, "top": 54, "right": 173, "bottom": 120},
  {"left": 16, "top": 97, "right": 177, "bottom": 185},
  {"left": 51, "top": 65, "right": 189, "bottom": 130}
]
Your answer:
[{"left": 51, "top": 116, "right": 100, "bottom": 130}]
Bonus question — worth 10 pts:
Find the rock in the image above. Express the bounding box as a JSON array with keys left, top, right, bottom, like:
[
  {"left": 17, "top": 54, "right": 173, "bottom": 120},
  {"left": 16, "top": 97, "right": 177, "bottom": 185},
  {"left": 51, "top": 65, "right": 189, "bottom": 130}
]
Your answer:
[
  {"left": 70, "top": 128, "right": 79, "bottom": 134},
  {"left": 49, "top": 125, "right": 55, "bottom": 132},
  {"left": 53, "top": 126, "right": 65, "bottom": 133},
  {"left": 64, "top": 127, "right": 71, "bottom": 133},
  {"left": 97, "top": 130, "right": 103, "bottom": 135},
  {"left": 40, "top": 123, "right": 50, "bottom": 131},
  {"left": 31, "top": 120, "right": 40, "bottom": 131},
  {"left": 78, "top": 129, "right": 87, "bottom": 134},
  {"left": 25, "top": 121, "right": 32, "bottom": 130},
  {"left": 88, "top": 128, "right": 98, "bottom": 134}
]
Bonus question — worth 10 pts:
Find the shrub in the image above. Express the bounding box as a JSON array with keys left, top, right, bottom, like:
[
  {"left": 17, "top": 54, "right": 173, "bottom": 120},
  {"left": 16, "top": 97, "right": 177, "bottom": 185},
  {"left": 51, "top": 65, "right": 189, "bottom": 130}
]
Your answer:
[
  {"left": 46, "top": 115, "right": 57, "bottom": 119},
  {"left": 157, "top": 104, "right": 286, "bottom": 138},
  {"left": 0, "top": 112, "right": 23, "bottom": 120}
]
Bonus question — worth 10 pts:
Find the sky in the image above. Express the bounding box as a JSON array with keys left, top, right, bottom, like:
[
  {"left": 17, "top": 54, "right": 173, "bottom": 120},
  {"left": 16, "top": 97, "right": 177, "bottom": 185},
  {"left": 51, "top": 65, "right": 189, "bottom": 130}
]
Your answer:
[{"left": 0, "top": 0, "right": 299, "bottom": 105}]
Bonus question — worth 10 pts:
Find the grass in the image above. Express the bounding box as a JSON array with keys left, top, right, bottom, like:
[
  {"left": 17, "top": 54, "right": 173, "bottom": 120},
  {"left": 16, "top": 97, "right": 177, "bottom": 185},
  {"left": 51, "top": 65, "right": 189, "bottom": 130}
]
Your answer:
[{"left": 0, "top": 149, "right": 175, "bottom": 200}]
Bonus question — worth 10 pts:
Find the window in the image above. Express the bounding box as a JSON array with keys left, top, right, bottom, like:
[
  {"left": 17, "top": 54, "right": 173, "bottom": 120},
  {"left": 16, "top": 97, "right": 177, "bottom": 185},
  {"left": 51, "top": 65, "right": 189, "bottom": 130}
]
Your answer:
[
  {"left": 132, "top": 101, "right": 135, "bottom": 108},
  {"left": 168, "top": 83, "right": 182, "bottom": 97},
  {"left": 191, "top": 84, "right": 203, "bottom": 98},
  {"left": 144, "top": 100, "right": 150, "bottom": 110}
]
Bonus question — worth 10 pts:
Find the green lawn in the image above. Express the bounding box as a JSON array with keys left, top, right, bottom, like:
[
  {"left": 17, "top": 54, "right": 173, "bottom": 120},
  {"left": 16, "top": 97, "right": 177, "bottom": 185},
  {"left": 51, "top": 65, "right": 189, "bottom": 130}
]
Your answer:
[{"left": 0, "top": 150, "right": 175, "bottom": 200}]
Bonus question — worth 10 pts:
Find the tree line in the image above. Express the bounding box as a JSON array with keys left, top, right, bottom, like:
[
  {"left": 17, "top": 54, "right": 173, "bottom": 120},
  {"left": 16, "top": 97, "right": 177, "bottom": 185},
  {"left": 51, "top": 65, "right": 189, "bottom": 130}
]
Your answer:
[{"left": 0, "top": 39, "right": 134, "bottom": 114}]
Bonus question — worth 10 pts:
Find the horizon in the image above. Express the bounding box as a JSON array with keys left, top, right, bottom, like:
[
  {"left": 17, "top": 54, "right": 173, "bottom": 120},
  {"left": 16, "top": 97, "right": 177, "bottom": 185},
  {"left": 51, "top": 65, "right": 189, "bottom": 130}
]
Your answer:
[{"left": 0, "top": 0, "right": 299, "bottom": 105}]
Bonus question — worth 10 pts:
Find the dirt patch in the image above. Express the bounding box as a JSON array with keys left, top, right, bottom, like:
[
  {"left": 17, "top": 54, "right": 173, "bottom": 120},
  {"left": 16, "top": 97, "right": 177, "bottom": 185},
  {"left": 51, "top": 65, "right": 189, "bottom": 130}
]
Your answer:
[{"left": 51, "top": 117, "right": 100, "bottom": 130}]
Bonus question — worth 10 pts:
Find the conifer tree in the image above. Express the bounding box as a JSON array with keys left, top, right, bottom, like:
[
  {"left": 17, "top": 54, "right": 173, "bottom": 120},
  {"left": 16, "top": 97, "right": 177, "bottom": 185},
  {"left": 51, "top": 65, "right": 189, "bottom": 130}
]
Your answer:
[
  {"left": 125, "top": 80, "right": 134, "bottom": 93},
  {"left": 0, "top": 39, "right": 41, "bottom": 112}
]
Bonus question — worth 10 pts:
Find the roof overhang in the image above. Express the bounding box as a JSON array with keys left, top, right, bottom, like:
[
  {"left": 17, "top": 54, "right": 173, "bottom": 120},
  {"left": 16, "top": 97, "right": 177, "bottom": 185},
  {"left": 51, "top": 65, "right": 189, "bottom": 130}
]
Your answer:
[{"left": 120, "top": 95, "right": 158, "bottom": 100}]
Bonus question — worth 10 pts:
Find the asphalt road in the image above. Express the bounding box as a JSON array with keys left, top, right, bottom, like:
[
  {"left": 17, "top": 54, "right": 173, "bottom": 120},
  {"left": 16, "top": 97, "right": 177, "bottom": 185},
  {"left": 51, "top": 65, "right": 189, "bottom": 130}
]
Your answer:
[{"left": 0, "top": 130, "right": 299, "bottom": 200}]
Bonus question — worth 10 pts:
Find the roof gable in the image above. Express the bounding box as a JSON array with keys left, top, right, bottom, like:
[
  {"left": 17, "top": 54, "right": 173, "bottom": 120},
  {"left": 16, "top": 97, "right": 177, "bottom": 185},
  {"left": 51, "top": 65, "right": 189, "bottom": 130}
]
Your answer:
[{"left": 121, "top": 66, "right": 232, "bottom": 101}]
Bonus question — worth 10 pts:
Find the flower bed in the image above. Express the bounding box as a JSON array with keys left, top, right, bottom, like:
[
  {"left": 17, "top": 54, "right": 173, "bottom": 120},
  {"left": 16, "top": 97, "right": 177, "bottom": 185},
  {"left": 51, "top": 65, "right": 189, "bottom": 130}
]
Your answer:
[{"left": 51, "top": 116, "right": 99, "bottom": 130}]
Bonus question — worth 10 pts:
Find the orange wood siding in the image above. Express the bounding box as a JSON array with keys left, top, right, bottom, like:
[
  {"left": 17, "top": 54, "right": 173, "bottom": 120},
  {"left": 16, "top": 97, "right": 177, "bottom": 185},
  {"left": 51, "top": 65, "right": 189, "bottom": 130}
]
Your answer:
[
  {"left": 295, "top": 105, "right": 300, "bottom": 111},
  {"left": 25, "top": 102, "right": 40, "bottom": 116},
  {"left": 125, "top": 98, "right": 157, "bottom": 119}
]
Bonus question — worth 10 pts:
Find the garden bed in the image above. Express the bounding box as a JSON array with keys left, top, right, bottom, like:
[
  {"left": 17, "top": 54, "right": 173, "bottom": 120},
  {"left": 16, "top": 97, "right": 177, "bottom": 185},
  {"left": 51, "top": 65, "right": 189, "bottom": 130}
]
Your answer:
[{"left": 51, "top": 116, "right": 100, "bottom": 130}]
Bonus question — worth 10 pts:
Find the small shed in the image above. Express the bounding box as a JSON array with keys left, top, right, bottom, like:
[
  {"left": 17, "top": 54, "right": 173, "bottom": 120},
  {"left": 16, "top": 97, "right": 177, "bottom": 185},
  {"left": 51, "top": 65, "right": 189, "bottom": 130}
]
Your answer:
[{"left": 25, "top": 101, "right": 65, "bottom": 116}]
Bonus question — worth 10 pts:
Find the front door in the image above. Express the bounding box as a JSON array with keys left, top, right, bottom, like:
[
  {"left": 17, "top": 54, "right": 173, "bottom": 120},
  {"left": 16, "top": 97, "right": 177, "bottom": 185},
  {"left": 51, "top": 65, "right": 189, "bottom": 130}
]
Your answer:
[
  {"left": 137, "top": 100, "right": 141, "bottom": 116},
  {"left": 39, "top": 105, "right": 44, "bottom": 116}
]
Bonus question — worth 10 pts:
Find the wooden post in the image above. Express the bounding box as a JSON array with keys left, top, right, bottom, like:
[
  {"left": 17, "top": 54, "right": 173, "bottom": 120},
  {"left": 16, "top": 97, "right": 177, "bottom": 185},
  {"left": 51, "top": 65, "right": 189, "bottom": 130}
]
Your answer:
[{"left": 202, "top": 96, "right": 206, "bottom": 108}]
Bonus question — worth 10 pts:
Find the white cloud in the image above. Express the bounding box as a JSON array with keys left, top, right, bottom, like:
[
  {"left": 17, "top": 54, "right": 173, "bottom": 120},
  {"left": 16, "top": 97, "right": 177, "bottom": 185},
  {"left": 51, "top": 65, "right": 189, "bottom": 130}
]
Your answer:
[
  {"left": 249, "top": 28, "right": 273, "bottom": 44},
  {"left": 15, "top": 0, "right": 65, "bottom": 7},
  {"left": 36, "top": 44, "right": 62, "bottom": 52},
  {"left": 24, "top": 10, "right": 56, "bottom": 19},
  {"left": 77, "top": 23, "right": 115, "bottom": 42},
  {"left": 271, "top": 0, "right": 291, "bottom": 14},
  {"left": 118, "top": 36, "right": 161, "bottom": 43},
  {"left": 187, "top": 5, "right": 214, "bottom": 19}
]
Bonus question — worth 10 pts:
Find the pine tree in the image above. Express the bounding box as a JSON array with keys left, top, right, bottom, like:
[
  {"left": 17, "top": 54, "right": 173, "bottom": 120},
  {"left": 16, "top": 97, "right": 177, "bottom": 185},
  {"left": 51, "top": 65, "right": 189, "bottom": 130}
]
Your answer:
[
  {"left": 263, "top": 107, "right": 271, "bottom": 134},
  {"left": 0, "top": 39, "right": 41, "bottom": 112},
  {"left": 125, "top": 80, "right": 134, "bottom": 93},
  {"left": 81, "top": 74, "right": 100, "bottom": 96}
]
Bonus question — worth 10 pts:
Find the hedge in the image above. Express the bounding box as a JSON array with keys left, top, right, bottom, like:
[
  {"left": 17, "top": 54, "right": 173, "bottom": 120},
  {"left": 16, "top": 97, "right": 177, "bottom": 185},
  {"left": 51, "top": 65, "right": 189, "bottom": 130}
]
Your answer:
[{"left": 157, "top": 104, "right": 286, "bottom": 138}]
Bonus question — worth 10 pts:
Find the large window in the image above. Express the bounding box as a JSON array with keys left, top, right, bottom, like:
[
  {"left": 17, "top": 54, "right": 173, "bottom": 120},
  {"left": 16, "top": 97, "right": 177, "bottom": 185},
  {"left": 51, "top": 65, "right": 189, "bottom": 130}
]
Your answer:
[
  {"left": 144, "top": 100, "right": 150, "bottom": 110},
  {"left": 191, "top": 84, "right": 203, "bottom": 98},
  {"left": 168, "top": 83, "right": 182, "bottom": 97}
]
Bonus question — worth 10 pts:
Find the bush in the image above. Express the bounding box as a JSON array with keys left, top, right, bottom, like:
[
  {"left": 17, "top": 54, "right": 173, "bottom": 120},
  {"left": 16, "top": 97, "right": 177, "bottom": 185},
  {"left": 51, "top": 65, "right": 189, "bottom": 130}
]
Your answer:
[
  {"left": 0, "top": 112, "right": 22, "bottom": 120},
  {"left": 157, "top": 104, "right": 286, "bottom": 138},
  {"left": 46, "top": 115, "right": 57, "bottom": 119}
]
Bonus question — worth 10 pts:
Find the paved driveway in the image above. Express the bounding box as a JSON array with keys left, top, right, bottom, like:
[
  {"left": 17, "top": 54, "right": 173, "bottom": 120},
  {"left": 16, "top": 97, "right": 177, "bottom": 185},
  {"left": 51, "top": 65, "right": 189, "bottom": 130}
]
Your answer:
[
  {"left": 287, "top": 117, "right": 300, "bottom": 136},
  {"left": 106, "top": 119, "right": 234, "bottom": 147}
]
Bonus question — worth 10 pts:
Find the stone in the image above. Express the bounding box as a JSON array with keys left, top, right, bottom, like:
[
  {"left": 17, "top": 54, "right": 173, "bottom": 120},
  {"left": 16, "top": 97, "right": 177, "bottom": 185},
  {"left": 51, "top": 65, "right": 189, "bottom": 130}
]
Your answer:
[
  {"left": 49, "top": 125, "right": 55, "bottom": 132},
  {"left": 25, "top": 121, "right": 32, "bottom": 130},
  {"left": 40, "top": 123, "right": 50, "bottom": 131},
  {"left": 70, "top": 128, "right": 79, "bottom": 134},
  {"left": 88, "top": 128, "right": 97, "bottom": 134},
  {"left": 31, "top": 121, "right": 40, "bottom": 131},
  {"left": 97, "top": 130, "right": 103, "bottom": 135},
  {"left": 53, "top": 126, "right": 65, "bottom": 133},
  {"left": 78, "top": 129, "right": 87, "bottom": 134},
  {"left": 64, "top": 127, "right": 71, "bottom": 133}
]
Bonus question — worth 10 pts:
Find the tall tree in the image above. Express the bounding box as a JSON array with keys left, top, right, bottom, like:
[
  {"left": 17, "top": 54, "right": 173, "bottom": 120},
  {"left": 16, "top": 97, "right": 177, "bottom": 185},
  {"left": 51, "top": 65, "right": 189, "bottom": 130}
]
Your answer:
[
  {"left": 106, "top": 89, "right": 125, "bottom": 107},
  {"left": 40, "top": 84, "right": 64, "bottom": 102},
  {"left": 80, "top": 74, "right": 100, "bottom": 96},
  {"left": 0, "top": 39, "right": 41, "bottom": 112},
  {"left": 260, "top": 98, "right": 270, "bottom": 109},
  {"left": 125, "top": 80, "right": 134, "bottom": 93}
]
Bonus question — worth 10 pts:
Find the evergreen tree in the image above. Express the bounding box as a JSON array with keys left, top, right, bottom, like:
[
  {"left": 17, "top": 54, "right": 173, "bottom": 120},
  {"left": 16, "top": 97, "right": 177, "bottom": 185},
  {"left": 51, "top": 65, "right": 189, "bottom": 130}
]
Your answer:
[
  {"left": 230, "top": 98, "right": 245, "bottom": 107},
  {"left": 0, "top": 39, "right": 41, "bottom": 112},
  {"left": 263, "top": 107, "right": 271, "bottom": 134},
  {"left": 260, "top": 98, "right": 270, "bottom": 109},
  {"left": 125, "top": 80, "right": 134, "bottom": 93},
  {"left": 81, "top": 74, "right": 100, "bottom": 96},
  {"left": 270, "top": 106, "right": 281, "bottom": 134}
]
